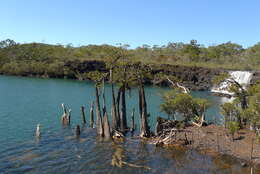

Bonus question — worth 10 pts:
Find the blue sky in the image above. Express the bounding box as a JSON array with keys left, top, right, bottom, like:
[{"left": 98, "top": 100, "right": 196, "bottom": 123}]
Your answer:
[{"left": 1, "top": 0, "right": 260, "bottom": 48}]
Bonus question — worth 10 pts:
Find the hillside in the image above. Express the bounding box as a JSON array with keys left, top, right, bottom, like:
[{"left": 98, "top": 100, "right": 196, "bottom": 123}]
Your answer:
[{"left": 0, "top": 39, "right": 259, "bottom": 90}]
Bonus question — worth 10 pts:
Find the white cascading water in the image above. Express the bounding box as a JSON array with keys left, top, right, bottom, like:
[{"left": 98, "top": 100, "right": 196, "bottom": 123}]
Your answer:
[{"left": 211, "top": 71, "right": 253, "bottom": 96}]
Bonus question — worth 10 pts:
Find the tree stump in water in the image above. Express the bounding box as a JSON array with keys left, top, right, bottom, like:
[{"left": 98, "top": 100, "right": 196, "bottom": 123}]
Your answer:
[
  {"left": 130, "top": 108, "right": 135, "bottom": 134},
  {"left": 103, "top": 112, "right": 111, "bottom": 139},
  {"left": 76, "top": 125, "right": 81, "bottom": 137},
  {"left": 90, "top": 102, "right": 94, "bottom": 128},
  {"left": 81, "top": 106, "right": 86, "bottom": 124}
]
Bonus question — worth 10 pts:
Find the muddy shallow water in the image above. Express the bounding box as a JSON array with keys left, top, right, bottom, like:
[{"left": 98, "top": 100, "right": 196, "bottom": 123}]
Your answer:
[{"left": 0, "top": 127, "right": 254, "bottom": 174}]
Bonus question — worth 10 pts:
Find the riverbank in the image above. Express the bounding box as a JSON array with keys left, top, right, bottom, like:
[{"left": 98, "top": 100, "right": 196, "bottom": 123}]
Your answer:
[
  {"left": 150, "top": 124, "right": 260, "bottom": 168},
  {"left": 1, "top": 60, "right": 259, "bottom": 91}
]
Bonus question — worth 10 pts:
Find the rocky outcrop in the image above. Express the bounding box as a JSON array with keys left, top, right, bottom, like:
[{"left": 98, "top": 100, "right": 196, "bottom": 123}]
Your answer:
[
  {"left": 64, "top": 60, "right": 107, "bottom": 73},
  {"left": 3, "top": 59, "right": 257, "bottom": 91},
  {"left": 64, "top": 60, "right": 224, "bottom": 91},
  {"left": 149, "top": 64, "right": 223, "bottom": 91}
]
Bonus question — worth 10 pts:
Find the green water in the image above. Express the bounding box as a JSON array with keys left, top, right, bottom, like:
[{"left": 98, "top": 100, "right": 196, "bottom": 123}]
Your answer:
[{"left": 0, "top": 75, "right": 249, "bottom": 174}]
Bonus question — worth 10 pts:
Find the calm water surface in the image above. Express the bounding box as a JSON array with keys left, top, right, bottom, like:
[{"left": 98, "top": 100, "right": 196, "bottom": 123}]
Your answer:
[{"left": 0, "top": 75, "right": 251, "bottom": 174}]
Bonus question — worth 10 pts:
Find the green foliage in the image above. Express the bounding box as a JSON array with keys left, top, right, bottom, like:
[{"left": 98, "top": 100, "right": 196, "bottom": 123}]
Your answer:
[
  {"left": 85, "top": 71, "right": 106, "bottom": 83},
  {"left": 221, "top": 102, "right": 243, "bottom": 126},
  {"left": 160, "top": 90, "right": 209, "bottom": 124},
  {"left": 170, "top": 92, "right": 196, "bottom": 121},
  {"left": 242, "top": 91, "right": 260, "bottom": 127},
  {"left": 182, "top": 40, "right": 201, "bottom": 61},
  {"left": 218, "top": 79, "right": 260, "bottom": 130},
  {"left": 193, "top": 98, "right": 211, "bottom": 116},
  {"left": 153, "top": 72, "right": 180, "bottom": 86},
  {"left": 0, "top": 39, "right": 259, "bottom": 78},
  {"left": 160, "top": 90, "right": 180, "bottom": 119},
  {"left": 248, "top": 80, "right": 260, "bottom": 95},
  {"left": 227, "top": 121, "right": 240, "bottom": 140},
  {"left": 221, "top": 102, "right": 236, "bottom": 123}
]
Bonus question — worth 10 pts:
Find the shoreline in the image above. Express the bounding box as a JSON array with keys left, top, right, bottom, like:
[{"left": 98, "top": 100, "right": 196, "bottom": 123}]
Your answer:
[
  {"left": 1, "top": 60, "right": 259, "bottom": 90},
  {"left": 1, "top": 60, "right": 223, "bottom": 91},
  {"left": 150, "top": 124, "right": 260, "bottom": 168}
]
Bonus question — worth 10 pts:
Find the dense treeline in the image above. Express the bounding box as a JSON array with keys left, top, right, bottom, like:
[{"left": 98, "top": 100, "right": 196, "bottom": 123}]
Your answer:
[{"left": 0, "top": 39, "right": 259, "bottom": 77}]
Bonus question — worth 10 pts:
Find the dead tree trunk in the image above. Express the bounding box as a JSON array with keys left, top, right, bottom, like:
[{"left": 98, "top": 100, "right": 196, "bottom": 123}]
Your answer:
[
  {"left": 103, "top": 112, "right": 111, "bottom": 139},
  {"left": 61, "top": 104, "right": 71, "bottom": 125},
  {"left": 90, "top": 102, "right": 94, "bottom": 128},
  {"left": 111, "top": 83, "right": 118, "bottom": 130},
  {"left": 139, "top": 85, "right": 150, "bottom": 137},
  {"left": 81, "top": 106, "right": 86, "bottom": 124},
  {"left": 95, "top": 85, "right": 103, "bottom": 136},
  {"left": 116, "top": 86, "right": 122, "bottom": 130},
  {"left": 102, "top": 79, "right": 107, "bottom": 116},
  {"left": 166, "top": 77, "right": 190, "bottom": 93},
  {"left": 76, "top": 125, "right": 81, "bottom": 137},
  {"left": 35, "top": 124, "right": 41, "bottom": 138},
  {"left": 192, "top": 113, "right": 206, "bottom": 127},
  {"left": 130, "top": 108, "right": 135, "bottom": 133},
  {"left": 241, "top": 93, "right": 248, "bottom": 125},
  {"left": 120, "top": 83, "right": 127, "bottom": 131},
  {"left": 68, "top": 109, "right": 71, "bottom": 125}
]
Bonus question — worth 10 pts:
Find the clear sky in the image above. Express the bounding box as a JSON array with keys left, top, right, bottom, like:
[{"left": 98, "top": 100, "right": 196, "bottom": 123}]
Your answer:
[{"left": 1, "top": 0, "right": 260, "bottom": 48}]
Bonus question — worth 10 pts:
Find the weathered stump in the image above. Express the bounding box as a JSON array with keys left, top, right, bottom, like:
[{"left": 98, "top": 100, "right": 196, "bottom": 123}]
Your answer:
[
  {"left": 103, "top": 112, "right": 111, "bottom": 139},
  {"left": 90, "top": 102, "right": 94, "bottom": 128},
  {"left": 81, "top": 106, "right": 86, "bottom": 124},
  {"left": 76, "top": 125, "right": 81, "bottom": 137}
]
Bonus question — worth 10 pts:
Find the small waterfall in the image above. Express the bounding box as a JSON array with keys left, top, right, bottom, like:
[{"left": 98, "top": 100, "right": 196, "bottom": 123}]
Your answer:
[{"left": 211, "top": 71, "right": 253, "bottom": 96}]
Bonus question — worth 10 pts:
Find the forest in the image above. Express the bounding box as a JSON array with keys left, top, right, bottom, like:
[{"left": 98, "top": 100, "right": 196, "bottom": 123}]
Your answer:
[{"left": 0, "top": 39, "right": 259, "bottom": 78}]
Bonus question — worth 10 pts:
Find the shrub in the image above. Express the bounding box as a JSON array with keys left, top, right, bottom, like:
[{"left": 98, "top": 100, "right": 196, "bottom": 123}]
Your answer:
[{"left": 227, "top": 121, "right": 240, "bottom": 141}]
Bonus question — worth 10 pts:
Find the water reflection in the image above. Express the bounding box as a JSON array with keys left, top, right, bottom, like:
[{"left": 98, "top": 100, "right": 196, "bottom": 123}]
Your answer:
[{"left": 111, "top": 144, "right": 125, "bottom": 168}]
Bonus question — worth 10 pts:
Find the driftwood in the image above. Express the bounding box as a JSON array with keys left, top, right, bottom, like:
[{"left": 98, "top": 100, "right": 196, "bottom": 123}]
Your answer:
[
  {"left": 191, "top": 113, "right": 207, "bottom": 127},
  {"left": 154, "top": 128, "right": 192, "bottom": 146},
  {"left": 155, "top": 117, "right": 179, "bottom": 136},
  {"left": 153, "top": 117, "right": 192, "bottom": 146},
  {"left": 112, "top": 129, "right": 124, "bottom": 139}
]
